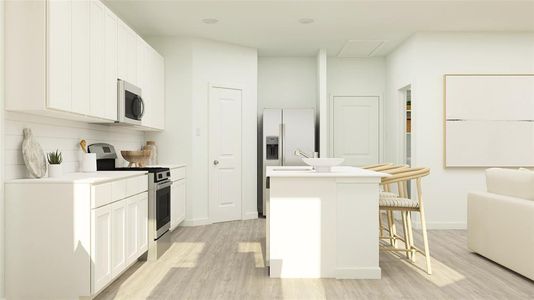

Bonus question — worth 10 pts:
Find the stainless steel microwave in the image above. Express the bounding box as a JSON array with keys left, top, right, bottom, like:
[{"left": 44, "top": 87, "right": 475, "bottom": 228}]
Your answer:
[{"left": 117, "top": 79, "right": 144, "bottom": 125}]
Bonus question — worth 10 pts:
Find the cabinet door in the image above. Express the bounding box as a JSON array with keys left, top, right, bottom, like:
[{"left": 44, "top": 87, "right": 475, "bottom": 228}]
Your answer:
[
  {"left": 104, "top": 6, "right": 118, "bottom": 121},
  {"left": 137, "top": 194, "right": 149, "bottom": 255},
  {"left": 47, "top": 0, "right": 72, "bottom": 111},
  {"left": 125, "top": 196, "right": 138, "bottom": 265},
  {"left": 171, "top": 179, "right": 186, "bottom": 229},
  {"left": 110, "top": 200, "right": 127, "bottom": 278},
  {"left": 117, "top": 20, "right": 137, "bottom": 84},
  {"left": 71, "top": 0, "right": 91, "bottom": 115},
  {"left": 139, "top": 41, "right": 151, "bottom": 128},
  {"left": 153, "top": 50, "right": 165, "bottom": 130},
  {"left": 91, "top": 205, "right": 112, "bottom": 294},
  {"left": 90, "top": 0, "right": 105, "bottom": 119}
]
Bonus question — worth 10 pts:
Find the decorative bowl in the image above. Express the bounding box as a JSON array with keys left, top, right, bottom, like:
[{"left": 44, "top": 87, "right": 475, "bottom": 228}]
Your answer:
[{"left": 121, "top": 150, "right": 151, "bottom": 167}]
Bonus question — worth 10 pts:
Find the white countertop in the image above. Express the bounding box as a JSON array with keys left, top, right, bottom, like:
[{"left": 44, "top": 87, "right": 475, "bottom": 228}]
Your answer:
[
  {"left": 266, "top": 166, "right": 389, "bottom": 178},
  {"left": 147, "top": 163, "right": 187, "bottom": 169},
  {"left": 5, "top": 171, "right": 148, "bottom": 185}
]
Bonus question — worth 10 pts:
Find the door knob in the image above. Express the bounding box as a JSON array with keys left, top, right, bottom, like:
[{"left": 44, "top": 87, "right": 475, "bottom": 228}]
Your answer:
[{"left": 213, "top": 160, "right": 220, "bottom": 166}]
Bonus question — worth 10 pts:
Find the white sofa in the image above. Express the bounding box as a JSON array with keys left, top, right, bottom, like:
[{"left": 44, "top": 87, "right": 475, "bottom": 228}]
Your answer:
[{"left": 468, "top": 168, "right": 534, "bottom": 281}]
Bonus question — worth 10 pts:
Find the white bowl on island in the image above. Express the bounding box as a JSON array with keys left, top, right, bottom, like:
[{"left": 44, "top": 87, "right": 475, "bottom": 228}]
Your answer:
[{"left": 301, "top": 158, "right": 344, "bottom": 172}]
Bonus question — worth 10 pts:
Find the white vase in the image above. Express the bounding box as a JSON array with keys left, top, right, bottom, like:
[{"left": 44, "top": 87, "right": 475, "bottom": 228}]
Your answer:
[
  {"left": 48, "top": 164, "right": 63, "bottom": 178},
  {"left": 80, "top": 153, "right": 97, "bottom": 172}
]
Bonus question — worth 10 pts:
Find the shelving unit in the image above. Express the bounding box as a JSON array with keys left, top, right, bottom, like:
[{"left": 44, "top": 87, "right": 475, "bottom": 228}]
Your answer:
[{"left": 405, "top": 89, "right": 412, "bottom": 166}]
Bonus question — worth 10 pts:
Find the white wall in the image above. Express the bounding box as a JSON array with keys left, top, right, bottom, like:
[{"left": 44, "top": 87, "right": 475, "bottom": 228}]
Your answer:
[
  {"left": 258, "top": 57, "right": 317, "bottom": 111},
  {"left": 145, "top": 37, "right": 193, "bottom": 172},
  {"left": 257, "top": 56, "right": 318, "bottom": 213},
  {"left": 0, "top": 1, "right": 5, "bottom": 296},
  {"left": 148, "top": 37, "right": 258, "bottom": 225},
  {"left": 3, "top": 112, "right": 145, "bottom": 180},
  {"left": 327, "top": 57, "right": 386, "bottom": 97},
  {"left": 386, "top": 33, "right": 534, "bottom": 229},
  {"left": 327, "top": 57, "right": 387, "bottom": 158},
  {"left": 385, "top": 37, "right": 417, "bottom": 163},
  {"left": 317, "top": 50, "right": 327, "bottom": 156}
]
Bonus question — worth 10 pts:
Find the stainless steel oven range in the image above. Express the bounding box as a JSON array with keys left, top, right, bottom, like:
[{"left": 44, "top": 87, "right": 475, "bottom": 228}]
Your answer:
[{"left": 88, "top": 143, "right": 172, "bottom": 260}]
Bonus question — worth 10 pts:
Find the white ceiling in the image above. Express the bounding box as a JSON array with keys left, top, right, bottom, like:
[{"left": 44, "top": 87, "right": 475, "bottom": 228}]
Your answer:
[{"left": 103, "top": 0, "right": 534, "bottom": 56}]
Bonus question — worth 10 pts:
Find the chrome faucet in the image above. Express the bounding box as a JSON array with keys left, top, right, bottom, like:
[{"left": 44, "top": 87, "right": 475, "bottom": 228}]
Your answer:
[{"left": 294, "top": 149, "right": 319, "bottom": 159}]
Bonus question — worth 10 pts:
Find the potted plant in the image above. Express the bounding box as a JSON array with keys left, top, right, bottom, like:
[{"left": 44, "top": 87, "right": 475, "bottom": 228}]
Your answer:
[{"left": 47, "top": 149, "right": 63, "bottom": 178}]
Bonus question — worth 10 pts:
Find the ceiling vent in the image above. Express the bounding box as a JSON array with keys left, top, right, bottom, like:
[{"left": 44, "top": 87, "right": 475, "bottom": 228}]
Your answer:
[{"left": 337, "top": 40, "right": 386, "bottom": 58}]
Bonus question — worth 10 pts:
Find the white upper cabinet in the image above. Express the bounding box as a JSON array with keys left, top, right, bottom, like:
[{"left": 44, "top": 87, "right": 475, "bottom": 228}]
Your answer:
[
  {"left": 141, "top": 44, "right": 165, "bottom": 130},
  {"left": 104, "top": 8, "right": 119, "bottom": 121},
  {"left": 90, "top": 0, "right": 117, "bottom": 121},
  {"left": 71, "top": 0, "right": 91, "bottom": 115},
  {"left": 47, "top": 0, "right": 72, "bottom": 112},
  {"left": 6, "top": 0, "right": 164, "bottom": 130},
  {"left": 118, "top": 20, "right": 138, "bottom": 85}
]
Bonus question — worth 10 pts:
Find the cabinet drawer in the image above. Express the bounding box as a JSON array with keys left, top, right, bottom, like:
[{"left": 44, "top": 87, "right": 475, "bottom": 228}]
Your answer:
[
  {"left": 111, "top": 180, "right": 127, "bottom": 201},
  {"left": 92, "top": 175, "right": 148, "bottom": 209},
  {"left": 92, "top": 183, "right": 112, "bottom": 209},
  {"left": 170, "top": 167, "right": 186, "bottom": 181},
  {"left": 127, "top": 175, "right": 148, "bottom": 195}
]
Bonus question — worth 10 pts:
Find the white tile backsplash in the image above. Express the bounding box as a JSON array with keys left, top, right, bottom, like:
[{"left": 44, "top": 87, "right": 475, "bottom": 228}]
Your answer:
[{"left": 4, "top": 112, "right": 146, "bottom": 180}]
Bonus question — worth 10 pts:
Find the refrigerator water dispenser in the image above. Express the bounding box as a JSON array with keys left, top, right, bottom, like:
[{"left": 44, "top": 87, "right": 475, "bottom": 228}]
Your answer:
[{"left": 266, "top": 136, "right": 279, "bottom": 160}]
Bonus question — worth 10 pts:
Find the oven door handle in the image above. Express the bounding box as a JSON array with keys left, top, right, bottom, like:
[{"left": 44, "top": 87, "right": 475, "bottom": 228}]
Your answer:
[{"left": 156, "top": 180, "right": 173, "bottom": 190}]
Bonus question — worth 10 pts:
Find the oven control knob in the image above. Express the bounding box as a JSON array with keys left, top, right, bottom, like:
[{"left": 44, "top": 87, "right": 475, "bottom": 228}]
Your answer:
[{"left": 213, "top": 160, "right": 219, "bottom": 166}]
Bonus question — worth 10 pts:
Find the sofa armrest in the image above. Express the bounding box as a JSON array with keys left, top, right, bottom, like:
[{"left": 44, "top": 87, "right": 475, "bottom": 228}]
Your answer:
[{"left": 468, "top": 191, "right": 534, "bottom": 280}]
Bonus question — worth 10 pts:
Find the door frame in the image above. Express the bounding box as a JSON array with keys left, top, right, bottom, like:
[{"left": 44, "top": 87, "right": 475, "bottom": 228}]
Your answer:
[
  {"left": 208, "top": 82, "right": 246, "bottom": 223},
  {"left": 328, "top": 95, "right": 384, "bottom": 164},
  {"left": 397, "top": 85, "right": 413, "bottom": 166}
]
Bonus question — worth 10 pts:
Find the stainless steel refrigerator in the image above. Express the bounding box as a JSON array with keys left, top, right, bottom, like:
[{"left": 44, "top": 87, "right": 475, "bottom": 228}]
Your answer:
[{"left": 261, "top": 108, "right": 315, "bottom": 214}]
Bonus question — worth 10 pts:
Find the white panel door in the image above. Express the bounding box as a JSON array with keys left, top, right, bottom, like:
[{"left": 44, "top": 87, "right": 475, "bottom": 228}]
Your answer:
[
  {"left": 47, "top": 0, "right": 72, "bottom": 111},
  {"left": 71, "top": 0, "right": 90, "bottom": 115},
  {"left": 171, "top": 179, "right": 186, "bottom": 229},
  {"left": 282, "top": 109, "right": 315, "bottom": 166},
  {"left": 136, "top": 195, "right": 149, "bottom": 255},
  {"left": 110, "top": 200, "right": 126, "bottom": 277},
  {"left": 209, "top": 86, "right": 243, "bottom": 223},
  {"left": 91, "top": 204, "right": 112, "bottom": 294},
  {"left": 333, "top": 96, "right": 379, "bottom": 166},
  {"left": 125, "top": 196, "right": 138, "bottom": 265},
  {"left": 90, "top": 0, "right": 106, "bottom": 119}
]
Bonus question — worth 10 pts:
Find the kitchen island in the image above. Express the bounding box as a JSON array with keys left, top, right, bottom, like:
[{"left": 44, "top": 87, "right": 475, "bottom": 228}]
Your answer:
[{"left": 266, "top": 166, "right": 387, "bottom": 279}]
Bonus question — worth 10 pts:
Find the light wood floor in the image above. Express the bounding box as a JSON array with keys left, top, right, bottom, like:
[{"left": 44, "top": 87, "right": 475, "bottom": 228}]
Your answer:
[{"left": 96, "top": 219, "right": 534, "bottom": 300}]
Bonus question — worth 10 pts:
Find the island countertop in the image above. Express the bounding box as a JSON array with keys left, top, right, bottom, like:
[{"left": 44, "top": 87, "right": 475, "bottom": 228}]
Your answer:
[{"left": 266, "top": 166, "right": 389, "bottom": 178}]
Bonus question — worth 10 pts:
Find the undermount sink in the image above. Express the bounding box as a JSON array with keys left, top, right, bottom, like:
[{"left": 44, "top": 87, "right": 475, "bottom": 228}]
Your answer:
[
  {"left": 272, "top": 168, "right": 312, "bottom": 172},
  {"left": 301, "top": 158, "right": 345, "bottom": 172}
]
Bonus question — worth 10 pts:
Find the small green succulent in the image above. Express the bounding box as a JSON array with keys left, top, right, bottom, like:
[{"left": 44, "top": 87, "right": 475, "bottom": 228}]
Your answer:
[{"left": 47, "top": 149, "right": 63, "bottom": 165}]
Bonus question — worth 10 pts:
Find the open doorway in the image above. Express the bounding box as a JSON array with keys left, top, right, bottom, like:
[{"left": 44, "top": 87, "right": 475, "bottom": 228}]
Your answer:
[
  {"left": 399, "top": 86, "right": 412, "bottom": 166},
  {"left": 399, "top": 86, "right": 412, "bottom": 196}
]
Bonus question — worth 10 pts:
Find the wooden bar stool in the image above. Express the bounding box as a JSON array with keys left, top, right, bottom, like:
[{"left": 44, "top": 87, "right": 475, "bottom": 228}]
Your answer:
[{"left": 379, "top": 167, "right": 432, "bottom": 275}]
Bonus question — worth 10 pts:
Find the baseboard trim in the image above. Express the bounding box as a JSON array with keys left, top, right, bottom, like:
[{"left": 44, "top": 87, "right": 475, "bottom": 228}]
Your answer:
[
  {"left": 181, "top": 218, "right": 211, "bottom": 227},
  {"left": 243, "top": 211, "right": 258, "bottom": 220},
  {"left": 335, "top": 267, "right": 381, "bottom": 279}
]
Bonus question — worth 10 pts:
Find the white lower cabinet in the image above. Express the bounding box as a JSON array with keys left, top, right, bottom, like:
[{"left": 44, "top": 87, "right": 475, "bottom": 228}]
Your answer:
[
  {"left": 170, "top": 166, "right": 187, "bottom": 230},
  {"left": 137, "top": 196, "right": 149, "bottom": 255},
  {"left": 5, "top": 174, "right": 149, "bottom": 299},
  {"left": 92, "top": 204, "right": 113, "bottom": 294},
  {"left": 171, "top": 179, "right": 186, "bottom": 229},
  {"left": 110, "top": 200, "right": 127, "bottom": 277},
  {"left": 92, "top": 192, "right": 148, "bottom": 294},
  {"left": 125, "top": 196, "right": 139, "bottom": 265}
]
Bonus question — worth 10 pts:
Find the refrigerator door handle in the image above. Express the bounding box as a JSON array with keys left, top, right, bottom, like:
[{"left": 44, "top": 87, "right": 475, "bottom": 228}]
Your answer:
[{"left": 279, "top": 123, "right": 284, "bottom": 166}]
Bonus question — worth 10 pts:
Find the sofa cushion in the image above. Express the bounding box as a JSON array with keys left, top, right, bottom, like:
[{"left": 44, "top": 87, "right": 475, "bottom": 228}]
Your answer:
[{"left": 486, "top": 168, "right": 534, "bottom": 200}]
